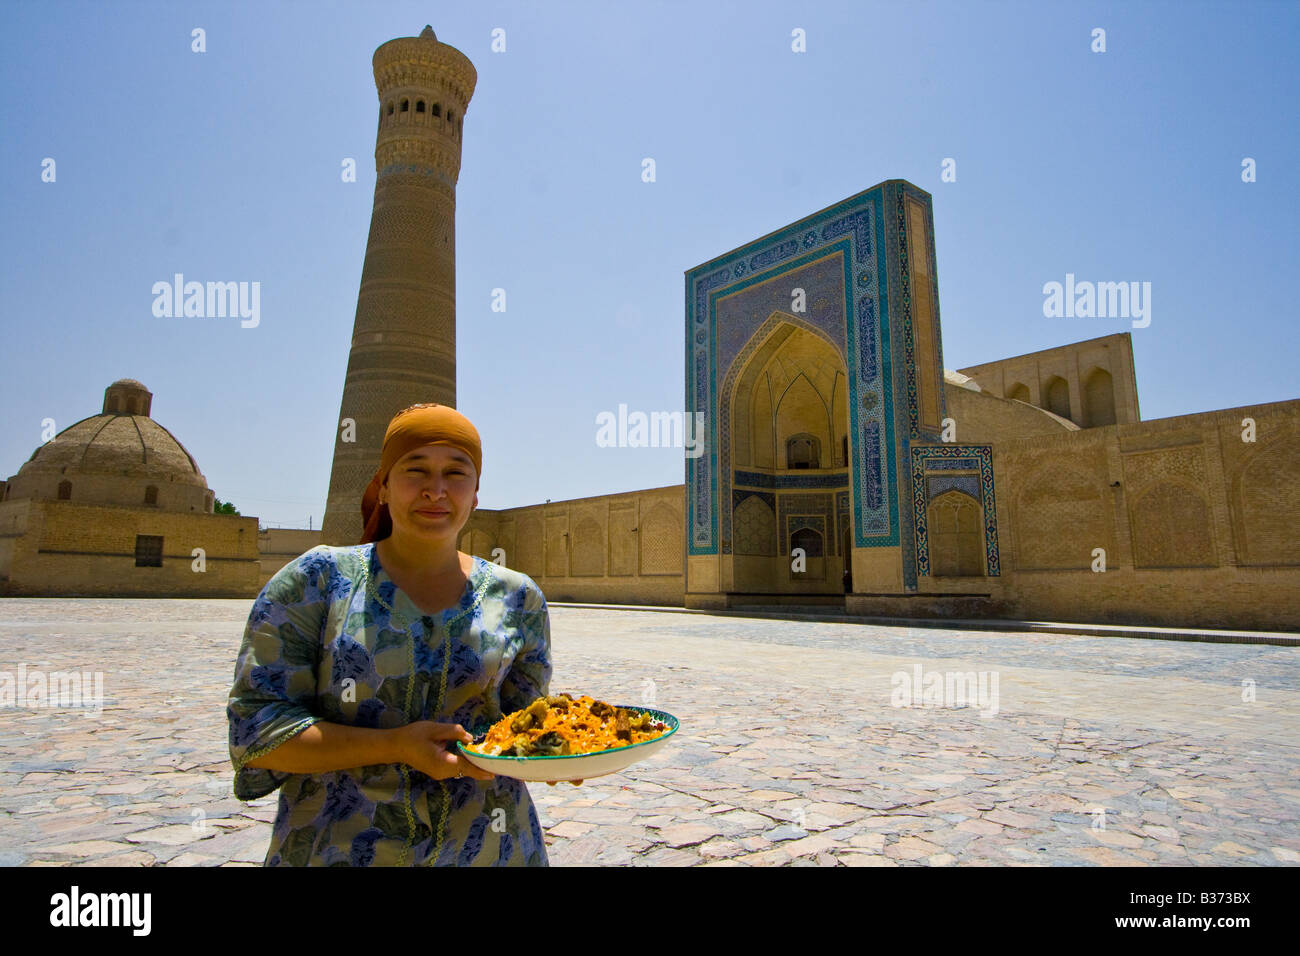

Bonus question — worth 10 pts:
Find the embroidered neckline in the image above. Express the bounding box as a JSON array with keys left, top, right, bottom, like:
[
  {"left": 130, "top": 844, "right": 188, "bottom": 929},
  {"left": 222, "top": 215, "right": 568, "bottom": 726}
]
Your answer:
[{"left": 365, "top": 543, "right": 492, "bottom": 627}]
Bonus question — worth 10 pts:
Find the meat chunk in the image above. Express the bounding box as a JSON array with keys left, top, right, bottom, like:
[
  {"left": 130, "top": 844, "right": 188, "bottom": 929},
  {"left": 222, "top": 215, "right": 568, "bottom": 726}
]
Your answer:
[{"left": 530, "top": 731, "right": 571, "bottom": 756}]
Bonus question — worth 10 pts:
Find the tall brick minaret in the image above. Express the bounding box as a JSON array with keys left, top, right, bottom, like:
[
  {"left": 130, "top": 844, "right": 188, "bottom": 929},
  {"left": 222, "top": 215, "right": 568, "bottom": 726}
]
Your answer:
[{"left": 321, "top": 25, "right": 476, "bottom": 545}]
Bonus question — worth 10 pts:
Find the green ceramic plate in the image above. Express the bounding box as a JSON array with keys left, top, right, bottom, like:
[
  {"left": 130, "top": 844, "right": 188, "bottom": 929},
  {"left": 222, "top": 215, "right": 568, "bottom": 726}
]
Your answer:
[{"left": 456, "top": 706, "right": 679, "bottom": 782}]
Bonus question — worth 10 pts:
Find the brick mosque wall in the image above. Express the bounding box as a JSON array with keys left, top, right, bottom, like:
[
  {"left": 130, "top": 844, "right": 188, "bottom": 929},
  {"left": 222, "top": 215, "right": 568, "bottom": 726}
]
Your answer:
[
  {"left": 957, "top": 332, "right": 1141, "bottom": 428},
  {"left": 251, "top": 487, "right": 688, "bottom": 606},
  {"left": 210, "top": 393, "right": 1300, "bottom": 631},
  {"left": 0, "top": 500, "right": 260, "bottom": 597},
  {"left": 981, "top": 398, "right": 1299, "bottom": 631},
  {"left": 458, "top": 484, "right": 686, "bottom": 606},
  {"left": 943, "top": 383, "right": 1080, "bottom": 443},
  {"left": 257, "top": 528, "right": 323, "bottom": 584}
]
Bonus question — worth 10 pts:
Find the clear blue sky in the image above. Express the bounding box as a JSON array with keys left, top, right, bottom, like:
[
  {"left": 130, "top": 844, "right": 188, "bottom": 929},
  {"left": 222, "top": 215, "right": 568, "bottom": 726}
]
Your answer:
[{"left": 2, "top": 0, "right": 1296, "bottom": 528}]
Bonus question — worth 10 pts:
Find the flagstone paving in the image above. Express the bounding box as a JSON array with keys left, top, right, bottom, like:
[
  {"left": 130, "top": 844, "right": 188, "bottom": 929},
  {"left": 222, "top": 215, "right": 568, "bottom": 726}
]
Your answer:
[{"left": 1, "top": 598, "right": 1297, "bottom": 867}]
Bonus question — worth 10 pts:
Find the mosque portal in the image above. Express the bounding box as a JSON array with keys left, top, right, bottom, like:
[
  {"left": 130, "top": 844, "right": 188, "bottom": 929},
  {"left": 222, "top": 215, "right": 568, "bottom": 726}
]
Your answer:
[{"left": 684, "top": 180, "right": 955, "bottom": 611}]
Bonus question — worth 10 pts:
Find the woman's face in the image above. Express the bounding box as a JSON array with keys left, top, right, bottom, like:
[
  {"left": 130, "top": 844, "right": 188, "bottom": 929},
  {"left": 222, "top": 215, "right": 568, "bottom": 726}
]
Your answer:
[{"left": 382, "top": 444, "right": 479, "bottom": 539}]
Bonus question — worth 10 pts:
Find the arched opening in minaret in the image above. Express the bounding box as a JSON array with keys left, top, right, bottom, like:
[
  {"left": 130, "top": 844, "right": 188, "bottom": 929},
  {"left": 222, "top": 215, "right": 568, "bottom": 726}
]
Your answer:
[
  {"left": 387, "top": 102, "right": 394, "bottom": 115},
  {"left": 400, "top": 99, "right": 409, "bottom": 112},
  {"left": 416, "top": 100, "right": 425, "bottom": 113},
  {"left": 433, "top": 103, "right": 441, "bottom": 117}
]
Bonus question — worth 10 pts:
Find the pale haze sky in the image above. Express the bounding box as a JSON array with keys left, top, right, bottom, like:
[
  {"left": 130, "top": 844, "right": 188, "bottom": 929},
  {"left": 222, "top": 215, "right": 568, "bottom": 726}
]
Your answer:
[{"left": 2, "top": 0, "right": 1296, "bottom": 528}]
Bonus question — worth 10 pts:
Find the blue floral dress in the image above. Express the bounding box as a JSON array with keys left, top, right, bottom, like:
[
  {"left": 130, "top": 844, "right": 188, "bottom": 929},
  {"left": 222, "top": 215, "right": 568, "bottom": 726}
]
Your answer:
[{"left": 226, "top": 543, "right": 552, "bottom": 866}]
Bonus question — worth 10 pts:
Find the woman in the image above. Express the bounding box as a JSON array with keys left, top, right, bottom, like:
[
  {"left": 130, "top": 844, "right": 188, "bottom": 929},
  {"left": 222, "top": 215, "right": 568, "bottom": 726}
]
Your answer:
[{"left": 227, "top": 403, "right": 554, "bottom": 866}]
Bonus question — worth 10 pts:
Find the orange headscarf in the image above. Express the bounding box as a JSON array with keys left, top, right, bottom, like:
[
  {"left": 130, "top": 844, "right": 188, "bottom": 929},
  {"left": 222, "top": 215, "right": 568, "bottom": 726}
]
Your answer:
[{"left": 359, "top": 403, "right": 483, "bottom": 544}]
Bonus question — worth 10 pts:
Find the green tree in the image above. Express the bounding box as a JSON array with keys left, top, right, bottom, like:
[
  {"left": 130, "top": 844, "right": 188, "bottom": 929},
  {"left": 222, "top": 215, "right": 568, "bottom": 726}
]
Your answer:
[{"left": 212, "top": 497, "right": 240, "bottom": 516}]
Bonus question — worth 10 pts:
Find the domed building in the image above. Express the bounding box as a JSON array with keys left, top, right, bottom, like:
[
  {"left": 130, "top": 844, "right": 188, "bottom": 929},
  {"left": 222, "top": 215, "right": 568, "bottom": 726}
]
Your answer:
[
  {"left": 5, "top": 380, "right": 215, "bottom": 512},
  {"left": 0, "top": 380, "right": 260, "bottom": 597}
]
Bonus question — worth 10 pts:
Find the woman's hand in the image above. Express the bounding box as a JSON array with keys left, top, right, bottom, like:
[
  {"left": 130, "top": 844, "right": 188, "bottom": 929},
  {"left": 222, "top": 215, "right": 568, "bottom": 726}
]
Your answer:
[{"left": 394, "top": 721, "right": 496, "bottom": 781}]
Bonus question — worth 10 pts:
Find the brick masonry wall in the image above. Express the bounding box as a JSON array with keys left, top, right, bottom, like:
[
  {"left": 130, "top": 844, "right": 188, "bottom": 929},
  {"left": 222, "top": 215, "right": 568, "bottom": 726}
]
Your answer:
[
  {"left": 462, "top": 484, "right": 686, "bottom": 606},
  {"left": 20, "top": 392, "right": 1291, "bottom": 631},
  {"left": 256, "top": 528, "right": 324, "bottom": 586},
  {"left": 0, "top": 500, "right": 259, "bottom": 597},
  {"left": 958, "top": 332, "right": 1140, "bottom": 427},
  {"left": 944, "top": 383, "right": 1079, "bottom": 444},
  {"left": 990, "top": 399, "right": 1299, "bottom": 630}
]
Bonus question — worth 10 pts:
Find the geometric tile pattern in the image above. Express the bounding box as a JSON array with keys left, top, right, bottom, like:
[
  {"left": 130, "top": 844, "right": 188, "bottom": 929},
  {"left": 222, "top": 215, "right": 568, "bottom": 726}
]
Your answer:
[
  {"left": 687, "top": 186, "right": 902, "bottom": 558},
  {"left": 910, "top": 444, "right": 1000, "bottom": 577},
  {"left": 927, "top": 474, "right": 981, "bottom": 500},
  {"left": 732, "top": 470, "right": 849, "bottom": 490},
  {"left": 778, "top": 493, "right": 833, "bottom": 560},
  {"left": 890, "top": 183, "right": 950, "bottom": 590}
]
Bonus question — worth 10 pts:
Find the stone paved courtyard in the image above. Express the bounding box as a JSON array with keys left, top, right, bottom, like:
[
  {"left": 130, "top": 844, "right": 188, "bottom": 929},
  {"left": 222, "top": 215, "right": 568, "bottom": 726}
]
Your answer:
[{"left": 2, "top": 598, "right": 1297, "bottom": 867}]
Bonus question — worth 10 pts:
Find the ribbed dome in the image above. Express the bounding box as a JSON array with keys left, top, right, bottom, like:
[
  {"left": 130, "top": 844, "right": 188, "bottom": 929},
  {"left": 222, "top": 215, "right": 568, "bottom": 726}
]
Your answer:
[
  {"left": 3, "top": 381, "right": 213, "bottom": 512},
  {"left": 20, "top": 414, "right": 204, "bottom": 481}
]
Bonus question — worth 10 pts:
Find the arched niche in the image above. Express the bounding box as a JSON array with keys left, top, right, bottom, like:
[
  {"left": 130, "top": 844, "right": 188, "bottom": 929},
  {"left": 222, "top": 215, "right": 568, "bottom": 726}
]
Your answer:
[
  {"left": 927, "top": 490, "right": 984, "bottom": 576},
  {"left": 1043, "top": 376, "right": 1071, "bottom": 421},
  {"left": 1083, "top": 367, "right": 1116, "bottom": 427}
]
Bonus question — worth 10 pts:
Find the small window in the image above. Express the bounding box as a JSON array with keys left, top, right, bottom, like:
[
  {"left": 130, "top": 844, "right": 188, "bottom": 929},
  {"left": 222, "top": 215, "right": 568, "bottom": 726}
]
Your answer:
[
  {"left": 57, "top": 480, "right": 72, "bottom": 500},
  {"left": 433, "top": 103, "right": 441, "bottom": 117},
  {"left": 144, "top": 485, "right": 158, "bottom": 505},
  {"left": 135, "top": 535, "right": 163, "bottom": 568},
  {"left": 387, "top": 102, "right": 394, "bottom": 115},
  {"left": 841, "top": 435, "right": 848, "bottom": 466},
  {"left": 787, "top": 435, "right": 819, "bottom": 470},
  {"left": 400, "top": 99, "right": 409, "bottom": 112},
  {"left": 416, "top": 100, "right": 425, "bottom": 113}
]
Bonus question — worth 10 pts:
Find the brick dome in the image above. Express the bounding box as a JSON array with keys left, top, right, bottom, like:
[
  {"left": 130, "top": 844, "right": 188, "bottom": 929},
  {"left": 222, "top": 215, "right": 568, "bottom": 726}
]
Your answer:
[{"left": 3, "top": 381, "right": 214, "bottom": 512}]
